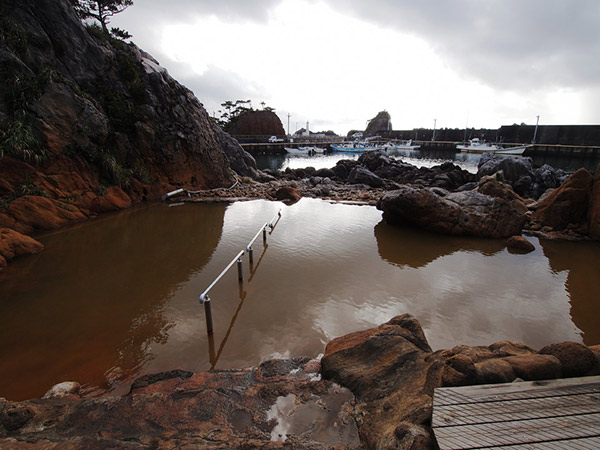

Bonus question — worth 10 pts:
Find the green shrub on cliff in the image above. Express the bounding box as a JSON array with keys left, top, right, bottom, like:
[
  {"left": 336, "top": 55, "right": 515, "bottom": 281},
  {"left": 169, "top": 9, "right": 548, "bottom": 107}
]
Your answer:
[
  {"left": 0, "top": 16, "right": 27, "bottom": 58},
  {"left": 0, "top": 113, "right": 45, "bottom": 164}
]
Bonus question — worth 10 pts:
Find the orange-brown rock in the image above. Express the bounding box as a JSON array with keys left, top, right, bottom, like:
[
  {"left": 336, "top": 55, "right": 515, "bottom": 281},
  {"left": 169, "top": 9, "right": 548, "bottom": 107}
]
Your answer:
[
  {"left": 475, "top": 358, "right": 516, "bottom": 384},
  {"left": 0, "top": 228, "right": 44, "bottom": 268},
  {"left": 539, "top": 341, "right": 598, "bottom": 377},
  {"left": 0, "top": 359, "right": 360, "bottom": 449},
  {"left": 531, "top": 167, "right": 594, "bottom": 230},
  {"left": 506, "top": 235, "right": 535, "bottom": 253},
  {"left": 5, "top": 196, "right": 87, "bottom": 234},
  {"left": 502, "top": 354, "right": 562, "bottom": 380},
  {"left": 274, "top": 186, "right": 302, "bottom": 202},
  {"left": 92, "top": 186, "right": 132, "bottom": 213},
  {"left": 2, "top": 315, "right": 600, "bottom": 449},
  {"left": 227, "top": 110, "right": 286, "bottom": 137}
]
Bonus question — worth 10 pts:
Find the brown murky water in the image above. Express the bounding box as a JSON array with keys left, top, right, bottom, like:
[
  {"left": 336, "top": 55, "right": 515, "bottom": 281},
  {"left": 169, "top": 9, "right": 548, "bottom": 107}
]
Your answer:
[{"left": 0, "top": 199, "right": 598, "bottom": 401}]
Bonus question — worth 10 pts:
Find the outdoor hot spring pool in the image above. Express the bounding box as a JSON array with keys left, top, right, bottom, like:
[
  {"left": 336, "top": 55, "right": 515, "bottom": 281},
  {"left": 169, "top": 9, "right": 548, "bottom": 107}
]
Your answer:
[{"left": 0, "top": 198, "right": 598, "bottom": 401}]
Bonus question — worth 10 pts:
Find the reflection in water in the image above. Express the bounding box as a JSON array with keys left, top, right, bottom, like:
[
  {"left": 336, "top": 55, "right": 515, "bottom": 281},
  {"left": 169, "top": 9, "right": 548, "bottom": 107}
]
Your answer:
[
  {"left": 374, "top": 222, "right": 504, "bottom": 268},
  {"left": 255, "top": 149, "right": 599, "bottom": 174},
  {"left": 0, "top": 203, "right": 225, "bottom": 400},
  {"left": 255, "top": 150, "right": 476, "bottom": 173},
  {"left": 0, "top": 199, "right": 595, "bottom": 401},
  {"left": 540, "top": 239, "right": 600, "bottom": 346}
]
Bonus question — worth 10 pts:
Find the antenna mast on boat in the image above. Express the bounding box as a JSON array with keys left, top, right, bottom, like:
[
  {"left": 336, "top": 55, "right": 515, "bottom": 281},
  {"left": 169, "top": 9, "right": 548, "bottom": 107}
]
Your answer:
[{"left": 532, "top": 115, "right": 540, "bottom": 143}]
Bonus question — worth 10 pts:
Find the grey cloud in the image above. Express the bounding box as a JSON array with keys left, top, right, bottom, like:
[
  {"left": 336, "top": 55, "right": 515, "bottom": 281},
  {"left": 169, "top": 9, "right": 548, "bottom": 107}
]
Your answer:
[
  {"left": 173, "top": 65, "right": 268, "bottom": 113},
  {"left": 321, "top": 0, "right": 600, "bottom": 91},
  {"left": 119, "top": 0, "right": 283, "bottom": 23}
]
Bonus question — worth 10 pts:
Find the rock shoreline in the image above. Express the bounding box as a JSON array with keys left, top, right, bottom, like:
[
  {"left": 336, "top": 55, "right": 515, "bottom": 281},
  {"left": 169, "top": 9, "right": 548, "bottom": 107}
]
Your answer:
[
  {"left": 175, "top": 152, "right": 600, "bottom": 242},
  {"left": 2, "top": 150, "right": 599, "bottom": 269},
  {"left": 1, "top": 314, "right": 598, "bottom": 449}
]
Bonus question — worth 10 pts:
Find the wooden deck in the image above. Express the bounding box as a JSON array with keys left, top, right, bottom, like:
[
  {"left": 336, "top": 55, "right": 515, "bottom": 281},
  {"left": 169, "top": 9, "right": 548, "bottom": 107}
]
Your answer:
[{"left": 432, "top": 376, "right": 600, "bottom": 449}]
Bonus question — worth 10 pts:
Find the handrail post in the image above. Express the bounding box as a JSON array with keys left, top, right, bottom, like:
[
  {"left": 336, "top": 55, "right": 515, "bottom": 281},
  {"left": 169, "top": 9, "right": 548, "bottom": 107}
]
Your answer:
[
  {"left": 263, "top": 227, "right": 267, "bottom": 245},
  {"left": 204, "top": 295, "right": 214, "bottom": 333},
  {"left": 248, "top": 246, "right": 254, "bottom": 266},
  {"left": 237, "top": 257, "right": 243, "bottom": 282}
]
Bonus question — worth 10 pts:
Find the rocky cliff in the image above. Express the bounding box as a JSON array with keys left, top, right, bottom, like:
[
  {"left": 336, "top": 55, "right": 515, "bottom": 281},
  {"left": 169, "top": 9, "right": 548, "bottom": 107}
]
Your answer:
[
  {"left": 364, "top": 111, "right": 392, "bottom": 137},
  {"left": 227, "top": 110, "right": 286, "bottom": 137},
  {"left": 0, "top": 0, "right": 258, "bottom": 268}
]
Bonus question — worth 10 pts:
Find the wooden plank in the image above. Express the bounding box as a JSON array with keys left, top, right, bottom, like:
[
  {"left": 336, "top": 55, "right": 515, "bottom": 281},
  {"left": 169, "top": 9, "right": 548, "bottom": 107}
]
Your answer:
[
  {"left": 434, "top": 376, "right": 600, "bottom": 406},
  {"left": 434, "top": 412, "right": 600, "bottom": 449},
  {"left": 432, "top": 377, "right": 600, "bottom": 449},
  {"left": 465, "top": 436, "right": 600, "bottom": 450},
  {"left": 433, "top": 391, "right": 600, "bottom": 427}
]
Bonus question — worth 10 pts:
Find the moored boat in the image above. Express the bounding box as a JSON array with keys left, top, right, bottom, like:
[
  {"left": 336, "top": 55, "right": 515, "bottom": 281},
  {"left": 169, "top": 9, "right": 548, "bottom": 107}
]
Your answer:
[
  {"left": 383, "top": 139, "right": 421, "bottom": 151},
  {"left": 457, "top": 138, "right": 530, "bottom": 155},
  {"left": 284, "top": 146, "right": 325, "bottom": 155}
]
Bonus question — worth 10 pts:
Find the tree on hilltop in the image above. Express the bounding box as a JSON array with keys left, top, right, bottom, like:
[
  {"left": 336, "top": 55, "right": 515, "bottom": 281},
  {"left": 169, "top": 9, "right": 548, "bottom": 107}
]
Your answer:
[{"left": 71, "top": 0, "right": 133, "bottom": 34}]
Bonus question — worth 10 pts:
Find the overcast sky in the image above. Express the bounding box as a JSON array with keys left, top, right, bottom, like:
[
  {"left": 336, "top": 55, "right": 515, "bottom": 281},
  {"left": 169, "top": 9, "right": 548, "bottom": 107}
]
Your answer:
[{"left": 111, "top": 0, "right": 600, "bottom": 135}]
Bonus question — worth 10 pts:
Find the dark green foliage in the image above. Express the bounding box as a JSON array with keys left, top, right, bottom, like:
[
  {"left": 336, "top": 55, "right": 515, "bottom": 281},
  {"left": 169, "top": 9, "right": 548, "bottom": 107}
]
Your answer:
[
  {"left": 73, "top": 0, "right": 133, "bottom": 33},
  {"left": 0, "top": 112, "right": 45, "bottom": 164},
  {"left": 0, "top": 67, "right": 57, "bottom": 164},
  {"left": 110, "top": 27, "right": 131, "bottom": 40},
  {"left": 0, "top": 16, "right": 27, "bottom": 57},
  {"left": 214, "top": 99, "right": 276, "bottom": 131},
  {"left": 85, "top": 22, "right": 106, "bottom": 40},
  {"left": 0, "top": 177, "right": 49, "bottom": 211},
  {"left": 94, "top": 184, "right": 107, "bottom": 196},
  {"left": 98, "top": 82, "right": 144, "bottom": 132},
  {"left": 132, "top": 164, "right": 152, "bottom": 184},
  {"left": 65, "top": 142, "right": 131, "bottom": 187},
  {"left": 20, "top": 178, "right": 48, "bottom": 197},
  {"left": 4, "top": 67, "right": 57, "bottom": 113}
]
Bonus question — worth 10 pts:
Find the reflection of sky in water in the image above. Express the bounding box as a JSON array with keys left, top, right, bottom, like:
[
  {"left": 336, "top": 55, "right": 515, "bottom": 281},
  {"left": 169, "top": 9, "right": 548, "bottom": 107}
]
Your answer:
[
  {"left": 153, "top": 199, "right": 583, "bottom": 374},
  {"left": 1, "top": 198, "right": 596, "bottom": 400},
  {"left": 256, "top": 150, "right": 480, "bottom": 173},
  {"left": 255, "top": 149, "right": 600, "bottom": 174}
]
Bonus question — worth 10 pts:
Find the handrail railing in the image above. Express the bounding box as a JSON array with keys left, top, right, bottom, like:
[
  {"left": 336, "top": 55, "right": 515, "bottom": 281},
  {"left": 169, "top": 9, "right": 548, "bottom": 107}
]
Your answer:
[
  {"left": 198, "top": 210, "right": 282, "bottom": 333},
  {"left": 199, "top": 249, "right": 244, "bottom": 304}
]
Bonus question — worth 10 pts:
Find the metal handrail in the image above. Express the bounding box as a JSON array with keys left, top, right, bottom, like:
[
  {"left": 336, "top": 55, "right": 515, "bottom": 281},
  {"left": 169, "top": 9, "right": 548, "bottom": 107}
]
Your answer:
[
  {"left": 246, "top": 225, "right": 267, "bottom": 253},
  {"left": 197, "top": 210, "right": 282, "bottom": 334},
  {"left": 199, "top": 250, "right": 244, "bottom": 304}
]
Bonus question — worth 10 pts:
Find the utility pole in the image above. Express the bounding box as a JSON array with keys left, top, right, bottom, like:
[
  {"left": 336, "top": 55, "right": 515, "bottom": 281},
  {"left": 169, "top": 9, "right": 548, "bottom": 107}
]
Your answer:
[
  {"left": 432, "top": 118, "right": 437, "bottom": 141},
  {"left": 287, "top": 113, "right": 291, "bottom": 136},
  {"left": 532, "top": 115, "right": 540, "bottom": 143}
]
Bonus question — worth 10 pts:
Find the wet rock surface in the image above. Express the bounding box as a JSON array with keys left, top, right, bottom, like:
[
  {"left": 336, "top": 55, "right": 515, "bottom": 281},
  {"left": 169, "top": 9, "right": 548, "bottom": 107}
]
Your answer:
[
  {"left": 477, "top": 154, "right": 568, "bottom": 199},
  {"left": 2, "top": 315, "right": 599, "bottom": 449},
  {"left": 0, "top": 358, "right": 360, "bottom": 449},
  {"left": 376, "top": 176, "right": 528, "bottom": 238}
]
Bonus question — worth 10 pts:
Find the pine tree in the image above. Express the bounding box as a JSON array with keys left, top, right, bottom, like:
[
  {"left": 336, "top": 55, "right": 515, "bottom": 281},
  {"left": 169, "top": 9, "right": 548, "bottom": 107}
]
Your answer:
[{"left": 71, "top": 0, "right": 133, "bottom": 34}]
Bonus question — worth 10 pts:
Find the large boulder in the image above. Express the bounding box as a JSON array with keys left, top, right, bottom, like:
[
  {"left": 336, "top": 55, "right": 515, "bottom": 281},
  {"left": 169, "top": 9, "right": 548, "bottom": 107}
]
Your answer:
[
  {"left": 364, "top": 111, "right": 391, "bottom": 137},
  {"left": 478, "top": 154, "right": 534, "bottom": 184},
  {"left": 5, "top": 195, "right": 87, "bottom": 234},
  {"left": 226, "top": 110, "right": 285, "bottom": 137},
  {"left": 0, "top": 227, "right": 44, "bottom": 268},
  {"left": 347, "top": 166, "right": 384, "bottom": 188},
  {"left": 321, "top": 314, "right": 437, "bottom": 449},
  {"left": 538, "top": 342, "right": 598, "bottom": 377},
  {"left": 376, "top": 178, "right": 528, "bottom": 238},
  {"left": 477, "top": 155, "right": 565, "bottom": 199},
  {"left": 530, "top": 168, "right": 594, "bottom": 231}
]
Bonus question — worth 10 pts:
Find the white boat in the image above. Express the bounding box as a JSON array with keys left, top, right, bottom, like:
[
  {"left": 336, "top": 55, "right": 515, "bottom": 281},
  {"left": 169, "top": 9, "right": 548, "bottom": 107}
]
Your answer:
[
  {"left": 383, "top": 139, "right": 421, "bottom": 151},
  {"left": 493, "top": 145, "right": 532, "bottom": 155},
  {"left": 284, "top": 146, "right": 324, "bottom": 155},
  {"left": 457, "top": 138, "right": 530, "bottom": 155}
]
